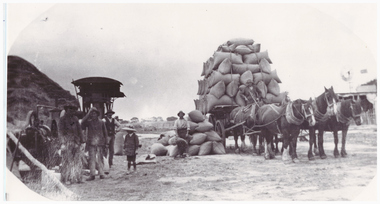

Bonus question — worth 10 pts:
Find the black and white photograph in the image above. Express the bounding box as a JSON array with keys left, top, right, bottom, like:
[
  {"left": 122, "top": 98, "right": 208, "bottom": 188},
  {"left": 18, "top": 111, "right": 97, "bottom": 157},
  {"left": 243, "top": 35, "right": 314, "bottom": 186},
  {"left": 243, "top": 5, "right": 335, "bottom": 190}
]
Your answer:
[{"left": 2, "top": 1, "right": 378, "bottom": 201}]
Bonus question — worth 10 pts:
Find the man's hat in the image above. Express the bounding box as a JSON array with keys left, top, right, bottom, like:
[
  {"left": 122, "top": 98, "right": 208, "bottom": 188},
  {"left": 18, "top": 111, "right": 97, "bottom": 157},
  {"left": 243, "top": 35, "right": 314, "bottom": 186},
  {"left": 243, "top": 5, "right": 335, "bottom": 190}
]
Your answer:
[
  {"left": 106, "top": 110, "right": 115, "bottom": 115},
  {"left": 177, "top": 111, "right": 185, "bottom": 116},
  {"left": 90, "top": 107, "right": 101, "bottom": 115},
  {"left": 122, "top": 125, "right": 136, "bottom": 132}
]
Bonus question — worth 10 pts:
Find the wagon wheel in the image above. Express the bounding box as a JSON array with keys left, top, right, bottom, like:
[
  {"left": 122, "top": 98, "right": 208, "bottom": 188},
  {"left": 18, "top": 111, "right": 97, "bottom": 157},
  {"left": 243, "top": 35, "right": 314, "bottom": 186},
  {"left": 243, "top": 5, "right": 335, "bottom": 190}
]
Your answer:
[{"left": 215, "top": 120, "right": 226, "bottom": 147}]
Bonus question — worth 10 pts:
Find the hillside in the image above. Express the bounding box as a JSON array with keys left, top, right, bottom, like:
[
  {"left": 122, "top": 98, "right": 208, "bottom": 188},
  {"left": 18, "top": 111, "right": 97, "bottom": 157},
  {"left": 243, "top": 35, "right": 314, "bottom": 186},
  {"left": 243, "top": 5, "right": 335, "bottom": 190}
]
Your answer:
[{"left": 7, "top": 55, "right": 77, "bottom": 128}]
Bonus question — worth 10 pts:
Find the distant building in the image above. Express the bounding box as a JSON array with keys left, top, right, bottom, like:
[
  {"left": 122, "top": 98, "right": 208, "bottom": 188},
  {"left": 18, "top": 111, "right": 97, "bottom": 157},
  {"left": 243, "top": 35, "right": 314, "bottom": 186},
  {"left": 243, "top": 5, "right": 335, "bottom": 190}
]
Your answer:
[{"left": 131, "top": 117, "right": 139, "bottom": 123}]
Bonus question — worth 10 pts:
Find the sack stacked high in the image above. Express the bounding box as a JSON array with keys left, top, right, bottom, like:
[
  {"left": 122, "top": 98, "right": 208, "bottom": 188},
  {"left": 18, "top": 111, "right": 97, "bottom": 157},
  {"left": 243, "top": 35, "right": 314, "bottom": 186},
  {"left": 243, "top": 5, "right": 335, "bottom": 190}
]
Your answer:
[
  {"left": 150, "top": 110, "right": 226, "bottom": 156},
  {"left": 195, "top": 38, "right": 287, "bottom": 114}
]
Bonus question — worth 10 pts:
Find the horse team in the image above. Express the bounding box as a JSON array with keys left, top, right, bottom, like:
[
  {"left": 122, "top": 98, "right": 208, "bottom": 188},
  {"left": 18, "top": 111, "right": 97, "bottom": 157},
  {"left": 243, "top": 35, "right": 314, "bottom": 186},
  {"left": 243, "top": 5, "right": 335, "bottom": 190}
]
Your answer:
[{"left": 230, "top": 86, "right": 369, "bottom": 164}]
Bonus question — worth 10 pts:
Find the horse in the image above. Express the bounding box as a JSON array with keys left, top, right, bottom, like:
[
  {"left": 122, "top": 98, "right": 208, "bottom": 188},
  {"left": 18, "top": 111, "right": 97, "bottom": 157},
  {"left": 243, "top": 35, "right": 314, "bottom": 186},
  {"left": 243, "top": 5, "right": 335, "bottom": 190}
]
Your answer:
[
  {"left": 325, "top": 99, "right": 363, "bottom": 157},
  {"left": 254, "top": 98, "right": 316, "bottom": 162},
  {"left": 229, "top": 104, "right": 259, "bottom": 153},
  {"left": 299, "top": 86, "right": 338, "bottom": 160}
]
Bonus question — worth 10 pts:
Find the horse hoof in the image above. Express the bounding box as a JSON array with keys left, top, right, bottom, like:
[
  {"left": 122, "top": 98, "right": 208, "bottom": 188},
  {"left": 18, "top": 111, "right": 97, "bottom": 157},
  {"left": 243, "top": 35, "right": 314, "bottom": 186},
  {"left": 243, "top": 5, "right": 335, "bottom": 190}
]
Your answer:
[
  {"left": 320, "top": 154, "right": 327, "bottom": 159},
  {"left": 235, "top": 149, "right": 240, "bottom": 154},
  {"left": 308, "top": 156, "right": 315, "bottom": 161},
  {"left": 252, "top": 152, "right": 258, "bottom": 156},
  {"left": 264, "top": 154, "right": 271, "bottom": 160},
  {"left": 341, "top": 153, "right": 348, "bottom": 158}
]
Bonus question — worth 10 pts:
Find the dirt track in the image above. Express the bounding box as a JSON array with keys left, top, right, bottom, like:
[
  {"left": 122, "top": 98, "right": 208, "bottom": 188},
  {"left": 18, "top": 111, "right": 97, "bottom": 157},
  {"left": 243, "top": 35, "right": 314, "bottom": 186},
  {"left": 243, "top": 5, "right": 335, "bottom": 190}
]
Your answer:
[{"left": 8, "top": 125, "right": 378, "bottom": 201}]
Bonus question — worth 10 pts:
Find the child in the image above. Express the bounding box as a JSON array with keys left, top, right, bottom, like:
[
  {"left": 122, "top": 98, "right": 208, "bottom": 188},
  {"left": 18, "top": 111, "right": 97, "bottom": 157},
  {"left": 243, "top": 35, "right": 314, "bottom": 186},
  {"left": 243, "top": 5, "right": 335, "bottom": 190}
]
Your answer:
[{"left": 123, "top": 126, "right": 139, "bottom": 173}]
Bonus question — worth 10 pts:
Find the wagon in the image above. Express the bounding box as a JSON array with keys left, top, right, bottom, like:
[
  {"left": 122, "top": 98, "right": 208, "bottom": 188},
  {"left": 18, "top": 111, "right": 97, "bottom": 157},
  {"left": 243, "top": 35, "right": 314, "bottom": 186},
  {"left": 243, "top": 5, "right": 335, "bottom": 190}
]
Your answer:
[{"left": 207, "top": 104, "right": 261, "bottom": 147}]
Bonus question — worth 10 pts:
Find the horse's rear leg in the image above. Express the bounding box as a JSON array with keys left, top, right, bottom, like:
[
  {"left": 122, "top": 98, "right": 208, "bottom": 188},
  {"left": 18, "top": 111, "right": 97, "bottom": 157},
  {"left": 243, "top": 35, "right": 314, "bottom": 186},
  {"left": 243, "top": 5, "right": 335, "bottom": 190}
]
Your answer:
[
  {"left": 317, "top": 128, "right": 327, "bottom": 159},
  {"left": 259, "top": 135, "right": 264, "bottom": 155}
]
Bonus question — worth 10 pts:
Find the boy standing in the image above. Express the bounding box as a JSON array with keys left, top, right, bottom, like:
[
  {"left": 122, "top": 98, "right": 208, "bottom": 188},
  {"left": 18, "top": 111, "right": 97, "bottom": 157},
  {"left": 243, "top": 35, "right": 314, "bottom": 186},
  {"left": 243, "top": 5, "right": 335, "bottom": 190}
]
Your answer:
[{"left": 123, "top": 126, "right": 139, "bottom": 174}]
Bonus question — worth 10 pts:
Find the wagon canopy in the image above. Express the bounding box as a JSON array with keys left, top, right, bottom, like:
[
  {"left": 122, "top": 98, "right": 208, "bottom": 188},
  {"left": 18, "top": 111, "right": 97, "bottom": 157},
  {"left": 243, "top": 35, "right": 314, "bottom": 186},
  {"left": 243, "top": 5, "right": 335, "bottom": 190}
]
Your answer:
[{"left": 72, "top": 77, "right": 125, "bottom": 98}]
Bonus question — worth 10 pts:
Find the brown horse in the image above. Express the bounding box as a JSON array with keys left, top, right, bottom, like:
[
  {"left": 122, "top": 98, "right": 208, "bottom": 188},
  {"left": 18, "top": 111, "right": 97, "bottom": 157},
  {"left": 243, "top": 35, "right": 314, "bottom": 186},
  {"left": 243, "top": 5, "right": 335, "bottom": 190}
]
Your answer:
[
  {"left": 254, "top": 99, "right": 316, "bottom": 161},
  {"left": 318, "top": 98, "right": 363, "bottom": 158},
  {"left": 300, "top": 86, "right": 338, "bottom": 160}
]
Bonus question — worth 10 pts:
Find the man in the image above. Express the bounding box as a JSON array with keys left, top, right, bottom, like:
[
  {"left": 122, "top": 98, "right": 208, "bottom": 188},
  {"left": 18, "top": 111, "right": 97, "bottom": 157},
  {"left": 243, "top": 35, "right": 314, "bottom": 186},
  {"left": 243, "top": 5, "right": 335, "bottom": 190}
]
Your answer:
[
  {"left": 103, "top": 110, "right": 121, "bottom": 168},
  {"left": 58, "top": 101, "right": 85, "bottom": 184},
  {"left": 173, "top": 111, "right": 190, "bottom": 158},
  {"left": 240, "top": 79, "right": 263, "bottom": 106},
  {"left": 81, "top": 107, "right": 108, "bottom": 181},
  {"left": 123, "top": 126, "right": 139, "bottom": 173}
]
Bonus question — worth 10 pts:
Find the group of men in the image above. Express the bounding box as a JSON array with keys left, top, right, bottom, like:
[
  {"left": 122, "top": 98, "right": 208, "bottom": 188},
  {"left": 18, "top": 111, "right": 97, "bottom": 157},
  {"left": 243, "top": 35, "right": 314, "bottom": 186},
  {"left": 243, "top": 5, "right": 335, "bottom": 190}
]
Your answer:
[{"left": 58, "top": 104, "right": 139, "bottom": 185}]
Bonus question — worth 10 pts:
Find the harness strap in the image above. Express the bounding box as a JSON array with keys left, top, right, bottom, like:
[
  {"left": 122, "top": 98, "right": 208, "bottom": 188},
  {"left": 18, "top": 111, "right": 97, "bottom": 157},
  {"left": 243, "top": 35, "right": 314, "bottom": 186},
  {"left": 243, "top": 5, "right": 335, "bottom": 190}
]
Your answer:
[
  {"left": 312, "top": 100, "right": 330, "bottom": 122},
  {"left": 336, "top": 102, "right": 351, "bottom": 125},
  {"left": 285, "top": 102, "right": 304, "bottom": 125}
]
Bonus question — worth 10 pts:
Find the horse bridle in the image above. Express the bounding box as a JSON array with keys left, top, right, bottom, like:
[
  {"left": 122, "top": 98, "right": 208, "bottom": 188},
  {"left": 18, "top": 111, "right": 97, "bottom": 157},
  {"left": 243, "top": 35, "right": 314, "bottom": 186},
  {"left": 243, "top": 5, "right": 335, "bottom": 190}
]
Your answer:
[
  {"left": 350, "top": 102, "right": 362, "bottom": 119},
  {"left": 324, "top": 92, "right": 336, "bottom": 110},
  {"left": 294, "top": 103, "right": 314, "bottom": 121}
]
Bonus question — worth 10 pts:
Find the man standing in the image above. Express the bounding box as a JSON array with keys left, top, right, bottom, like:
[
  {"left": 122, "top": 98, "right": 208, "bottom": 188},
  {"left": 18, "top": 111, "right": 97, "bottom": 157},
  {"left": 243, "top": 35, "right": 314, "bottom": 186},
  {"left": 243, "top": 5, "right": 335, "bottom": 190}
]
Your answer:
[
  {"left": 81, "top": 107, "right": 108, "bottom": 181},
  {"left": 173, "top": 111, "right": 190, "bottom": 158},
  {"left": 103, "top": 110, "right": 121, "bottom": 168},
  {"left": 58, "top": 101, "right": 85, "bottom": 184}
]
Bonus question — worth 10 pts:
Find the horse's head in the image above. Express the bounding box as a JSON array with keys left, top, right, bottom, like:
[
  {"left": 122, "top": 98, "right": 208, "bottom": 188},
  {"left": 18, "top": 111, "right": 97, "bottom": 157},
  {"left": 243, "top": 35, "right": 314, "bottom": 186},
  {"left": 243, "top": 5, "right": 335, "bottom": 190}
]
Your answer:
[
  {"left": 351, "top": 99, "right": 363, "bottom": 126},
  {"left": 324, "top": 86, "right": 338, "bottom": 116},
  {"left": 303, "top": 98, "right": 316, "bottom": 126}
]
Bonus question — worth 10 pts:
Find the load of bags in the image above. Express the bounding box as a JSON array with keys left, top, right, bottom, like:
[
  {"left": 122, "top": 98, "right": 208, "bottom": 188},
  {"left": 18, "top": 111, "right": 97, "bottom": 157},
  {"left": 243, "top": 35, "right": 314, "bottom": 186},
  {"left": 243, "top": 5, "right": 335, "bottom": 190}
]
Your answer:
[
  {"left": 150, "top": 110, "right": 226, "bottom": 157},
  {"left": 195, "top": 38, "right": 287, "bottom": 114}
]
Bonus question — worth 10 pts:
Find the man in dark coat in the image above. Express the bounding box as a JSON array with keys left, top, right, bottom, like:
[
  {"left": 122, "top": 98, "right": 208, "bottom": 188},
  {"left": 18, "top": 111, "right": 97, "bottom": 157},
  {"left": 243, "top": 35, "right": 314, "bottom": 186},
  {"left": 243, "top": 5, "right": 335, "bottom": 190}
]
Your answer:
[{"left": 103, "top": 110, "right": 121, "bottom": 168}]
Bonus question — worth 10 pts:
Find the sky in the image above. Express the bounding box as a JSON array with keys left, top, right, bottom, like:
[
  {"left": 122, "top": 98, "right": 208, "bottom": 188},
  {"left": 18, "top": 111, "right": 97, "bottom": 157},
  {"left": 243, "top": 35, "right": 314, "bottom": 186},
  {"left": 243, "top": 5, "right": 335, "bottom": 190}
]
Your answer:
[{"left": 4, "top": 2, "right": 378, "bottom": 121}]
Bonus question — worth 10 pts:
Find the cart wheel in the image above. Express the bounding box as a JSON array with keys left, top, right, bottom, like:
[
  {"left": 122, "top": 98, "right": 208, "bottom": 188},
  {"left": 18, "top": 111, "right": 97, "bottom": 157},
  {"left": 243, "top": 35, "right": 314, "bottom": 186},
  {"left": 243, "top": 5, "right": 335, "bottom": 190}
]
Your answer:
[{"left": 215, "top": 120, "right": 226, "bottom": 147}]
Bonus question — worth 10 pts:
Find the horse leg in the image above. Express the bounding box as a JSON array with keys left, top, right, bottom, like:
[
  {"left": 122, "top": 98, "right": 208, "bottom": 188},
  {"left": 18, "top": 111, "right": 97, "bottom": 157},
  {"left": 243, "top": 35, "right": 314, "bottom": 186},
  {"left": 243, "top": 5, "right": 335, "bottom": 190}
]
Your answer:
[
  {"left": 318, "top": 128, "right": 327, "bottom": 159},
  {"left": 251, "top": 134, "right": 258, "bottom": 155},
  {"left": 259, "top": 135, "right": 264, "bottom": 155},
  {"left": 274, "top": 135, "right": 280, "bottom": 155},
  {"left": 333, "top": 130, "right": 339, "bottom": 158},
  {"left": 341, "top": 125, "right": 348, "bottom": 157},
  {"left": 308, "top": 127, "right": 316, "bottom": 160},
  {"left": 281, "top": 132, "right": 292, "bottom": 164},
  {"left": 234, "top": 132, "right": 240, "bottom": 154},
  {"left": 240, "top": 133, "right": 247, "bottom": 153},
  {"left": 268, "top": 134, "right": 275, "bottom": 159},
  {"left": 262, "top": 131, "right": 271, "bottom": 160},
  {"left": 291, "top": 133, "right": 300, "bottom": 163}
]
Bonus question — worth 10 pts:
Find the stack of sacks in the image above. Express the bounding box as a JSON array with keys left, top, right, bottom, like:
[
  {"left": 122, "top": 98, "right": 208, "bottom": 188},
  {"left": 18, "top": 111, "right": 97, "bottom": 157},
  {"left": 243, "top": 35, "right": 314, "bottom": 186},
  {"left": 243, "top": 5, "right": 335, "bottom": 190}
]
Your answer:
[
  {"left": 196, "top": 38, "right": 287, "bottom": 114},
  {"left": 150, "top": 110, "right": 226, "bottom": 157},
  {"left": 185, "top": 110, "right": 226, "bottom": 156}
]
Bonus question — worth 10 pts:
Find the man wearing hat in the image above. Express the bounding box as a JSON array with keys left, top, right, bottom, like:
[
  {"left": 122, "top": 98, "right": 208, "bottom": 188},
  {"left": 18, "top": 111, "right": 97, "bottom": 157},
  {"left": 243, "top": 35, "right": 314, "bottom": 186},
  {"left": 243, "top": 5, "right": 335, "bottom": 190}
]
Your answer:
[
  {"left": 173, "top": 111, "right": 190, "bottom": 158},
  {"left": 103, "top": 110, "right": 121, "bottom": 168},
  {"left": 81, "top": 107, "right": 108, "bottom": 181},
  {"left": 240, "top": 79, "right": 263, "bottom": 106},
  {"left": 58, "top": 101, "right": 85, "bottom": 184},
  {"left": 123, "top": 126, "right": 139, "bottom": 173}
]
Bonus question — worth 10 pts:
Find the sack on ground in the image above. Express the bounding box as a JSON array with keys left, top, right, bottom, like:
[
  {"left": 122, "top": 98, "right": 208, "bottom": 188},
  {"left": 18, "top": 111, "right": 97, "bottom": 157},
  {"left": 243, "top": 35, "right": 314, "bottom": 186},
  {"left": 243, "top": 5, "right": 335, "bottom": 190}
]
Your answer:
[
  {"left": 198, "top": 141, "right": 213, "bottom": 156},
  {"left": 188, "top": 145, "right": 201, "bottom": 156},
  {"left": 151, "top": 143, "right": 168, "bottom": 156},
  {"left": 212, "top": 141, "right": 226, "bottom": 154}
]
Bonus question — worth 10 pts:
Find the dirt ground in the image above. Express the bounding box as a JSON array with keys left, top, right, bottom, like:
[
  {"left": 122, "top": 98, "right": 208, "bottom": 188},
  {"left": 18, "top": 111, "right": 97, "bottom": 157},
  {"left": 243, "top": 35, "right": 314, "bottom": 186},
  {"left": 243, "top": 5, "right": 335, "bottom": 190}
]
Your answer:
[{"left": 7, "top": 125, "right": 378, "bottom": 201}]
